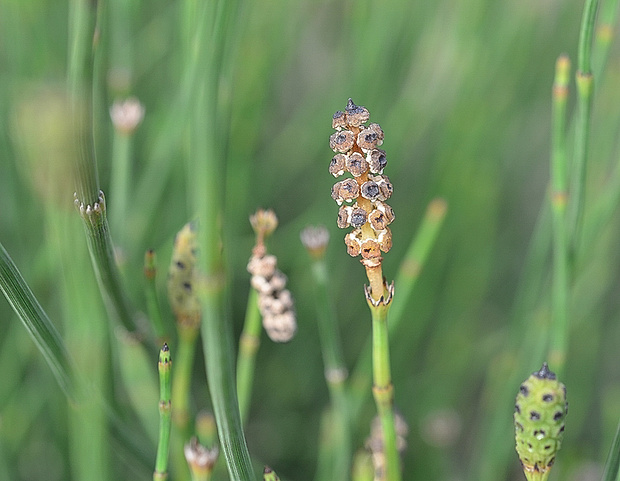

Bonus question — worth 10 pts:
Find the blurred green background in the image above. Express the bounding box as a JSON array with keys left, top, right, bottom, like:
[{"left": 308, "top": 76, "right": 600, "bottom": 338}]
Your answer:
[{"left": 2, "top": 0, "right": 620, "bottom": 480}]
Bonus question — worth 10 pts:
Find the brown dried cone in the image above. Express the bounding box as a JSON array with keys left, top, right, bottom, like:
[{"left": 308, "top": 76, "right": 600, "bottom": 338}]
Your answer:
[
  {"left": 330, "top": 99, "right": 394, "bottom": 300},
  {"left": 248, "top": 210, "right": 297, "bottom": 343}
]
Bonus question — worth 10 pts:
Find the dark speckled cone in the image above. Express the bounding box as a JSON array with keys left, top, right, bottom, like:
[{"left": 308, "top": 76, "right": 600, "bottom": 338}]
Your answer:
[{"left": 514, "top": 363, "right": 567, "bottom": 481}]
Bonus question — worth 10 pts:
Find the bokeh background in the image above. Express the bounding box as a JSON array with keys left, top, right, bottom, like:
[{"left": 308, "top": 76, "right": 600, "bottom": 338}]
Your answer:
[{"left": 2, "top": 0, "right": 620, "bottom": 480}]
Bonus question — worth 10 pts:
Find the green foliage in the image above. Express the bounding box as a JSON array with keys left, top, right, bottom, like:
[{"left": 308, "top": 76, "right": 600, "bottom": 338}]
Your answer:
[{"left": 2, "top": 0, "right": 620, "bottom": 480}]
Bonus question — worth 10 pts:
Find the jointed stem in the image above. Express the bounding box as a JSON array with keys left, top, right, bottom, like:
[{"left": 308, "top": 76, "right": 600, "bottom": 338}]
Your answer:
[{"left": 367, "top": 287, "right": 401, "bottom": 481}]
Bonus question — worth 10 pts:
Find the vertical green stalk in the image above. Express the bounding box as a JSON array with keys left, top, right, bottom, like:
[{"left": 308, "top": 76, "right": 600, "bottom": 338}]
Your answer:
[
  {"left": 309, "top": 255, "right": 351, "bottom": 481},
  {"left": 48, "top": 207, "right": 110, "bottom": 481},
  {"left": 186, "top": 0, "right": 253, "bottom": 478},
  {"left": 601, "top": 415, "right": 620, "bottom": 481},
  {"left": 0, "top": 242, "right": 75, "bottom": 398},
  {"left": 155, "top": 343, "right": 173, "bottom": 481},
  {"left": 549, "top": 55, "right": 571, "bottom": 375},
  {"left": 68, "top": 0, "right": 136, "bottom": 333},
  {"left": 68, "top": 0, "right": 99, "bottom": 206},
  {"left": 568, "top": 0, "right": 599, "bottom": 259},
  {"left": 170, "top": 325, "right": 200, "bottom": 481},
  {"left": 144, "top": 250, "right": 167, "bottom": 342},
  {"left": 116, "top": 328, "right": 159, "bottom": 444},
  {"left": 349, "top": 198, "right": 447, "bottom": 420},
  {"left": 368, "top": 296, "right": 401, "bottom": 481},
  {"left": 109, "top": 131, "right": 131, "bottom": 244},
  {"left": 236, "top": 288, "right": 262, "bottom": 425}
]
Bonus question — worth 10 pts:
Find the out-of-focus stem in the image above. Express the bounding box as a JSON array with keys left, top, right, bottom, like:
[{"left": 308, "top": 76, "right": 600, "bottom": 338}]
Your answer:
[
  {"left": 144, "top": 250, "right": 167, "bottom": 342},
  {"left": 549, "top": 55, "right": 571, "bottom": 374},
  {"left": 236, "top": 288, "right": 262, "bottom": 425},
  {"left": 310, "top": 257, "right": 351, "bottom": 481}
]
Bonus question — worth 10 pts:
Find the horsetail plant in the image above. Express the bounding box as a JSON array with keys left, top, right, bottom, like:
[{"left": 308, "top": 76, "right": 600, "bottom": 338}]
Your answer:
[
  {"left": 238, "top": 209, "right": 296, "bottom": 423},
  {"left": 301, "top": 225, "right": 351, "bottom": 481},
  {"left": 167, "top": 222, "right": 201, "bottom": 478},
  {"left": 109, "top": 97, "right": 145, "bottom": 246},
  {"left": 154, "top": 343, "right": 172, "bottom": 481},
  {"left": 144, "top": 249, "right": 167, "bottom": 343},
  {"left": 514, "top": 363, "right": 568, "bottom": 481},
  {"left": 329, "top": 99, "right": 401, "bottom": 481}
]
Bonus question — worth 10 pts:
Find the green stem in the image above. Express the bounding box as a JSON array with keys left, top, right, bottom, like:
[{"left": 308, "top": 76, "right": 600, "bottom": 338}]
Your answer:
[
  {"left": 68, "top": 0, "right": 99, "bottom": 206},
  {"left": 187, "top": 0, "right": 253, "bottom": 477},
  {"left": 69, "top": 0, "right": 137, "bottom": 333},
  {"left": 144, "top": 250, "right": 167, "bottom": 342},
  {"left": 602, "top": 415, "right": 620, "bottom": 481},
  {"left": 109, "top": 132, "right": 132, "bottom": 246},
  {"left": 200, "top": 288, "right": 254, "bottom": 480},
  {"left": 549, "top": 55, "right": 571, "bottom": 375},
  {"left": 76, "top": 192, "right": 137, "bottom": 332},
  {"left": 349, "top": 198, "right": 447, "bottom": 420},
  {"left": 0, "top": 242, "right": 75, "bottom": 399},
  {"left": 310, "top": 258, "right": 351, "bottom": 481},
  {"left": 170, "top": 325, "right": 199, "bottom": 481},
  {"left": 568, "top": 0, "right": 599, "bottom": 260},
  {"left": 368, "top": 295, "right": 401, "bottom": 481},
  {"left": 155, "top": 344, "right": 173, "bottom": 481},
  {"left": 236, "top": 288, "right": 262, "bottom": 425}
]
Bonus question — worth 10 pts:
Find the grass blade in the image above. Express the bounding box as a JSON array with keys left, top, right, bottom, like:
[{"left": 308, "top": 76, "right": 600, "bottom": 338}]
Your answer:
[{"left": 0, "top": 242, "right": 74, "bottom": 398}]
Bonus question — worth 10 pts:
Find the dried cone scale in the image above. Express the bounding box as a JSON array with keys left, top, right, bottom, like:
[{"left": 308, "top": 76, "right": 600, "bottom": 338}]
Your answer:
[
  {"left": 329, "top": 99, "right": 394, "bottom": 264},
  {"left": 514, "top": 363, "right": 568, "bottom": 481}
]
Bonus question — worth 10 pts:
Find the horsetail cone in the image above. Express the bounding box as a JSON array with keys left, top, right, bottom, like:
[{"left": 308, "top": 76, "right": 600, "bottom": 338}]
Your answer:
[
  {"left": 330, "top": 99, "right": 394, "bottom": 301},
  {"left": 514, "top": 363, "right": 568, "bottom": 481}
]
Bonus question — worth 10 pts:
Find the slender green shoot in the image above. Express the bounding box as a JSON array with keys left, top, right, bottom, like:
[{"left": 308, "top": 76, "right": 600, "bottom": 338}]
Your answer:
[
  {"left": 0, "top": 242, "right": 75, "bottom": 399},
  {"left": 154, "top": 343, "right": 173, "bottom": 481},
  {"left": 68, "top": 0, "right": 99, "bottom": 206},
  {"left": 349, "top": 198, "right": 447, "bottom": 419},
  {"left": 549, "top": 55, "right": 571, "bottom": 374},
  {"left": 301, "top": 225, "right": 351, "bottom": 481},
  {"left": 236, "top": 288, "right": 262, "bottom": 425},
  {"left": 187, "top": 0, "right": 254, "bottom": 476},
  {"left": 109, "top": 98, "right": 144, "bottom": 246},
  {"left": 601, "top": 414, "right": 620, "bottom": 481},
  {"left": 69, "top": 0, "right": 137, "bottom": 334},
  {"left": 116, "top": 327, "right": 159, "bottom": 444},
  {"left": 568, "top": 0, "right": 599, "bottom": 260},
  {"left": 144, "top": 249, "right": 167, "bottom": 343},
  {"left": 367, "top": 285, "right": 401, "bottom": 481}
]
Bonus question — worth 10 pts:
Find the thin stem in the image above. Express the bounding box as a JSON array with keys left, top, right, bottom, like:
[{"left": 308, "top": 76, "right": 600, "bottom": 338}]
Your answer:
[
  {"left": 68, "top": 0, "right": 99, "bottom": 206},
  {"left": 0, "top": 242, "right": 75, "bottom": 399},
  {"left": 310, "top": 257, "right": 351, "bottom": 481},
  {"left": 368, "top": 294, "right": 401, "bottom": 481},
  {"left": 116, "top": 328, "right": 160, "bottom": 444},
  {"left": 69, "top": 0, "right": 137, "bottom": 333},
  {"left": 601, "top": 415, "right": 620, "bottom": 481},
  {"left": 109, "top": 132, "right": 132, "bottom": 245},
  {"left": 349, "top": 198, "right": 447, "bottom": 420},
  {"left": 154, "top": 344, "right": 173, "bottom": 481},
  {"left": 144, "top": 250, "right": 167, "bottom": 342},
  {"left": 76, "top": 192, "right": 137, "bottom": 332},
  {"left": 170, "top": 325, "right": 200, "bottom": 481},
  {"left": 568, "top": 0, "right": 599, "bottom": 260},
  {"left": 187, "top": 0, "right": 253, "bottom": 477},
  {"left": 549, "top": 55, "right": 571, "bottom": 374},
  {"left": 236, "top": 288, "right": 262, "bottom": 425}
]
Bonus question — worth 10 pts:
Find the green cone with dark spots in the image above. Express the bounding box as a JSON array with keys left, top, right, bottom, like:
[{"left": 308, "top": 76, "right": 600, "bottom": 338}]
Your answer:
[{"left": 514, "top": 363, "right": 567, "bottom": 481}]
